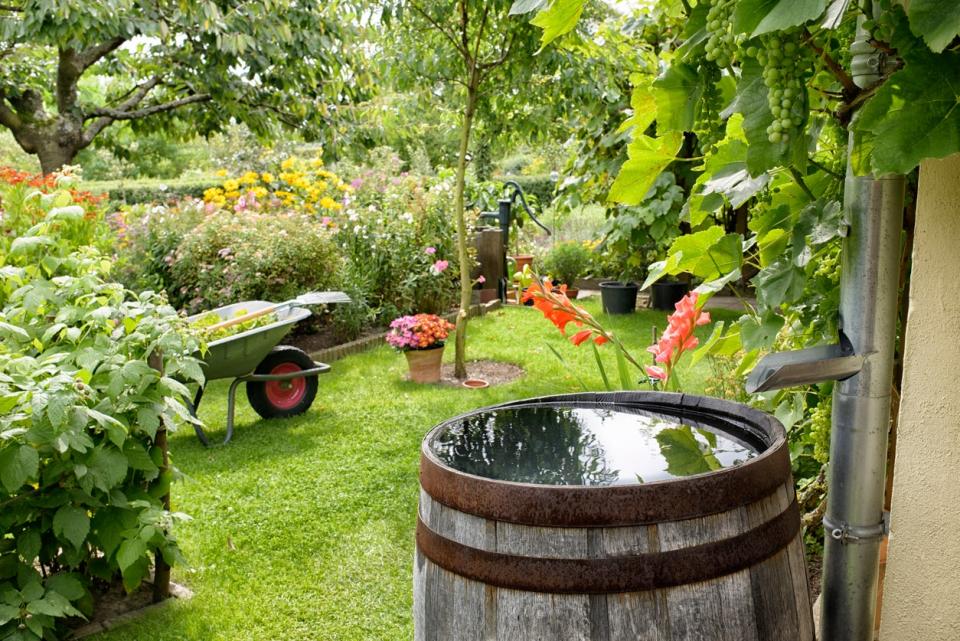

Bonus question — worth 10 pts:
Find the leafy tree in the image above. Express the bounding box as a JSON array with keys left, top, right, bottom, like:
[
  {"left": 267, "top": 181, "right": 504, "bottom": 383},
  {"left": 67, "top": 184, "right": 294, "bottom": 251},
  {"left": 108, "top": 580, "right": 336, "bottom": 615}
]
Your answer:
[
  {"left": 384, "top": 0, "right": 542, "bottom": 378},
  {"left": 0, "top": 1, "right": 368, "bottom": 173}
]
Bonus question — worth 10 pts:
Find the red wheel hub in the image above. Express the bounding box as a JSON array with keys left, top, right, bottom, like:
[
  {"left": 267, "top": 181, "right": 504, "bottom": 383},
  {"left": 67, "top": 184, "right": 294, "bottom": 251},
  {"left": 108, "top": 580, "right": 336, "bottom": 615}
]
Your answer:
[{"left": 265, "top": 362, "right": 307, "bottom": 410}]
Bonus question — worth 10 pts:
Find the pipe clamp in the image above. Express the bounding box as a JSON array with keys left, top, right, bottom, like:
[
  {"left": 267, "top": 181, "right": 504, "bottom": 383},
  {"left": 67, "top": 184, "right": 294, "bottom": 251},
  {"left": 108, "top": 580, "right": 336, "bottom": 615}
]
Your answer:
[{"left": 823, "top": 511, "right": 890, "bottom": 544}]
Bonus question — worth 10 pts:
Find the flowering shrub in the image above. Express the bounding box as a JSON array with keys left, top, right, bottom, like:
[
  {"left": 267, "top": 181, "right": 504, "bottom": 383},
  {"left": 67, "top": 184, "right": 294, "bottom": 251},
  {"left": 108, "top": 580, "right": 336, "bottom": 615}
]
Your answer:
[
  {"left": 171, "top": 208, "right": 344, "bottom": 313},
  {"left": 203, "top": 155, "right": 350, "bottom": 214},
  {"left": 334, "top": 166, "right": 461, "bottom": 320},
  {"left": 386, "top": 314, "right": 455, "bottom": 351}
]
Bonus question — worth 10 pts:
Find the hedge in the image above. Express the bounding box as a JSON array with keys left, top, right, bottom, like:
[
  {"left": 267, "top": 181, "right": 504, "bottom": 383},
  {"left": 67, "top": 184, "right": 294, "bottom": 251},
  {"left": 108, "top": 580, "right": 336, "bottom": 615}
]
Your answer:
[
  {"left": 83, "top": 177, "right": 220, "bottom": 205},
  {"left": 497, "top": 173, "right": 557, "bottom": 208}
]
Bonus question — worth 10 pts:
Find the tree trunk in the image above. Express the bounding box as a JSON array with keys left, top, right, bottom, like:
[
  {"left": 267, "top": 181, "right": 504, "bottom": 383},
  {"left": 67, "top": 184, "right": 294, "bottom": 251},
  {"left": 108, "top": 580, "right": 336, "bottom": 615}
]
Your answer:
[
  {"left": 36, "top": 140, "right": 77, "bottom": 175},
  {"left": 453, "top": 83, "right": 479, "bottom": 379}
]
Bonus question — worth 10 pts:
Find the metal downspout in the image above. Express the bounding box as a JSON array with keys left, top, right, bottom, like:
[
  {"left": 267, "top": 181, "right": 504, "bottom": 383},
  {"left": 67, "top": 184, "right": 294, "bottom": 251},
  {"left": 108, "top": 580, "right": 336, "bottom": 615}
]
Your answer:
[{"left": 819, "top": 14, "right": 905, "bottom": 641}]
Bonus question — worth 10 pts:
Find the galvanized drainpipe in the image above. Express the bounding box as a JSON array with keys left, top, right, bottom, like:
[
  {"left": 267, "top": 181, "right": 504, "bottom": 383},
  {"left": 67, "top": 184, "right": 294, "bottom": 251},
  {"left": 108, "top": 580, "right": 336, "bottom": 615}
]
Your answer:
[{"left": 819, "top": 13, "right": 905, "bottom": 641}]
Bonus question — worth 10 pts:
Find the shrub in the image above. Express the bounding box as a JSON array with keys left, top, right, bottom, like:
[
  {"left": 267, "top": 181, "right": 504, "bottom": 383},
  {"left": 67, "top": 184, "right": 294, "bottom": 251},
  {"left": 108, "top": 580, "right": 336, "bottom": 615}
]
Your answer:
[
  {"left": 171, "top": 207, "right": 345, "bottom": 313},
  {"left": 542, "top": 241, "right": 593, "bottom": 286},
  {"left": 498, "top": 173, "right": 557, "bottom": 207},
  {"left": 0, "top": 174, "right": 199, "bottom": 640},
  {"left": 337, "top": 170, "right": 460, "bottom": 320},
  {"left": 84, "top": 177, "right": 219, "bottom": 206}
]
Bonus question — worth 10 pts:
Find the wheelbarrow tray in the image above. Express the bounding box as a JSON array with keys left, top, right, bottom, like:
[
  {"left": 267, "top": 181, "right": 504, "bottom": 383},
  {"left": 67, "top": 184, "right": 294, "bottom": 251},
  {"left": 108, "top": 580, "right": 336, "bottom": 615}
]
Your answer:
[{"left": 188, "top": 300, "right": 311, "bottom": 380}]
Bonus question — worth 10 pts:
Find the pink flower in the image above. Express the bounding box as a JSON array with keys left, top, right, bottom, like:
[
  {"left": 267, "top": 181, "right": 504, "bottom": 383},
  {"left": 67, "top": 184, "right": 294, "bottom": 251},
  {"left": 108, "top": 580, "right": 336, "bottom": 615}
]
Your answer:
[
  {"left": 477, "top": 275, "right": 486, "bottom": 284},
  {"left": 645, "top": 365, "right": 667, "bottom": 381},
  {"left": 321, "top": 216, "right": 332, "bottom": 226},
  {"left": 425, "top": 247, "right": 437, "bottom": 255},
  {"left": 430, "top": 259, "right": 449, "bottom": 275},
  {"left": 350, "top": 178, "right": 364, "bottom": 189}
]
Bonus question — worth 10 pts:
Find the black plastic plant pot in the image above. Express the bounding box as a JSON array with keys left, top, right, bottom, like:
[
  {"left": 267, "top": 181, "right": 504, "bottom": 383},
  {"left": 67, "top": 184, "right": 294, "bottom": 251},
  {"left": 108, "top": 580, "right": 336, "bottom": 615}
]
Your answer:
[
  {"left": 599, "top": 281, "right": 639, "bottom": 315},
  {"left": 651, "top": 280, "right": 690, "bottom": 311}
]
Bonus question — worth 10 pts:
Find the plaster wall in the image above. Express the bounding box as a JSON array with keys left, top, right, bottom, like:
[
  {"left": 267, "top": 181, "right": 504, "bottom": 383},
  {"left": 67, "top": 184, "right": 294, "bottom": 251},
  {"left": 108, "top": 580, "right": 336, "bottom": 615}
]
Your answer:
[{"left": 880, "top": 154, "right": 960, "bottom": 641}]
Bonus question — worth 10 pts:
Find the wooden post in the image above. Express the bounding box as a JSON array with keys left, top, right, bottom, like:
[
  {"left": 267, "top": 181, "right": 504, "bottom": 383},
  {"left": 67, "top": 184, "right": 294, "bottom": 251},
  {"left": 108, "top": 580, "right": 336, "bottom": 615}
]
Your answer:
[{"left": 148, "top": 351, "right": 171, "bottom": 603}]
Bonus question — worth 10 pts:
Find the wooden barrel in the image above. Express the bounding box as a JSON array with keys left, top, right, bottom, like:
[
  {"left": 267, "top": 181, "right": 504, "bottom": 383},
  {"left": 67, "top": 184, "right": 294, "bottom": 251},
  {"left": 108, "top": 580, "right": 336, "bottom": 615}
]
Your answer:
[{"left": 414, "top": 392, "right": 813, "bottom": 641}]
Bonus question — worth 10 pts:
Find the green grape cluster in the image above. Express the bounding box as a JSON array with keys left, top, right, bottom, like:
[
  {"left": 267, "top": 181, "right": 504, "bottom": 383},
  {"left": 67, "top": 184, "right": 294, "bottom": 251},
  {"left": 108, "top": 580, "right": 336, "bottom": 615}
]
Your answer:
[
  {"left": 695, "top": 65, "right": 724, "bottom": 154},
  {"left": 813, "top": 247, "right": 841, "bottom": 284},
  {"left": 704, "top": 0, "right": 739, "bottom": 68},
  {"left": 809, "top": 398, "right": 832, "bottom": 464},
  {"left": 753, "top": 31, "right": 811, "bottom": 145}
]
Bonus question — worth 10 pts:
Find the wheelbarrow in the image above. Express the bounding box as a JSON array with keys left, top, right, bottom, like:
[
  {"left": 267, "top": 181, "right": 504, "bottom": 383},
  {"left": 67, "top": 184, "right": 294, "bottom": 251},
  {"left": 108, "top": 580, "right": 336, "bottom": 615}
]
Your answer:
[{"left": 186, "top": 295, "right": 349, "bottom": 445}]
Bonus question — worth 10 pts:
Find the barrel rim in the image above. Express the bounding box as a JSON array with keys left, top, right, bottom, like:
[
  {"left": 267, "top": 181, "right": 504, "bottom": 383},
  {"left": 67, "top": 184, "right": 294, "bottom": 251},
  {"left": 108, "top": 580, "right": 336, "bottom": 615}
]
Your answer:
[{"left": 420, "top": 391, "right": 791, "bottom": 527}]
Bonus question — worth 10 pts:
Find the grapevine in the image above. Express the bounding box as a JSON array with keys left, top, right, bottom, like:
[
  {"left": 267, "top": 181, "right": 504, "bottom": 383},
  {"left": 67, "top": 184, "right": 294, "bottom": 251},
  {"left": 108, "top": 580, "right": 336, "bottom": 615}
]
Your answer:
[
  {"left": 809, "top": 396, "right": 832, "bottom": 464},
  {"left": 694, "top": 64, "right": 724, "bottom": 154},
  {"left": 754, "top": 31, "right": 812, "bottom": 145},
  {"left": 704, "top": 0, "right": 738, "bottom": 68}
]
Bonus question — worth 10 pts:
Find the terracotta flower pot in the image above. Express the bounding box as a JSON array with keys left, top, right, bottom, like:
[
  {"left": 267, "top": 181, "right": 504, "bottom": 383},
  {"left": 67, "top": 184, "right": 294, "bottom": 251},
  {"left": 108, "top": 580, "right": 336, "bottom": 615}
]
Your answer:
[{"left": 405, "top": 346, "right": 444, "bottom": 383}]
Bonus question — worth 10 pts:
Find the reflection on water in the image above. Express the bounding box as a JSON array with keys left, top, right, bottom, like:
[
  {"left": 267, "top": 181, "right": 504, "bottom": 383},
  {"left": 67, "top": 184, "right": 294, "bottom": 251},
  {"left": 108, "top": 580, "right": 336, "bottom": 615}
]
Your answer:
[{"left": 429, "top": 405, "right": 760, "bottom": 486}]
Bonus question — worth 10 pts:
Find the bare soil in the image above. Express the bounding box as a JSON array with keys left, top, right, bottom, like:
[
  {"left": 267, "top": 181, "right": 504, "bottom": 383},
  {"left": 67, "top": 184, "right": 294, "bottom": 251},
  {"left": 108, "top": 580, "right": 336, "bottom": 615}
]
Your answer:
[{"left": 439, "top": 360, "right": 525, "bottom": 388}]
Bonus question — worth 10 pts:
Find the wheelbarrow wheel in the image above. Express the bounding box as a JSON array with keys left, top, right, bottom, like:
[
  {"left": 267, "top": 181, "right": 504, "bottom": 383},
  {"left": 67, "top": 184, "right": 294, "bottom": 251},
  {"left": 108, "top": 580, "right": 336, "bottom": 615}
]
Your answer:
[{"left": 246, "top": 346, "right": 319, "bottom": 419}]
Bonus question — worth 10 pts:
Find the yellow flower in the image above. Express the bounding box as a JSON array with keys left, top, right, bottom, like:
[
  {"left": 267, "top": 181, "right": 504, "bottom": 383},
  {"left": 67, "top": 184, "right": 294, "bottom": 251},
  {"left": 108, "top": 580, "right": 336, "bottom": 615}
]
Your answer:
[
  {"left": 252, "top": 186, "right": 268, "bottom": 198},
  {"left": 215, "top": 169, "right": 228, "bottom": 177},
  {"left": 225, "top": 190, "right": 241, "bottom": 199},
  {"left": 240, "top": 171, "right": 259, "bottom": 185},
  {"left": 319, "top": 196, "right": 341, "bottom": 211},
  {"left": 223, "top": 179, "right": 240, "bottom": 193},
  {"left": 261, "top": 172, "right": 274, "bottom": 183},
  {"left": 310, "top": 158, "right": 324, "bottom": 168},
  {"left": 315, "top": 180, "right": 328, "bottom": 192},
  {"left": 281, "top": 158, "right": 296, "bottom": 171}
]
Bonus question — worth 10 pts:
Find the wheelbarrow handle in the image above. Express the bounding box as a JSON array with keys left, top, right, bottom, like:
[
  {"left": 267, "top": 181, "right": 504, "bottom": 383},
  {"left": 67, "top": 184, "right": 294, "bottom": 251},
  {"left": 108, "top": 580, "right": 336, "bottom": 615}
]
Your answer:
[{"left": 204, "top": 304, "right": 283, "bottom": 334}]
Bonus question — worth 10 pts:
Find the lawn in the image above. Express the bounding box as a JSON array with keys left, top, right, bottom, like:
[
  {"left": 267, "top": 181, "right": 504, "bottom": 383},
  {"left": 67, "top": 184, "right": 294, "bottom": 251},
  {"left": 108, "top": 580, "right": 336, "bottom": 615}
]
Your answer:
[{"left": 94, "top": 301, "right": 739, "bottom": 641}]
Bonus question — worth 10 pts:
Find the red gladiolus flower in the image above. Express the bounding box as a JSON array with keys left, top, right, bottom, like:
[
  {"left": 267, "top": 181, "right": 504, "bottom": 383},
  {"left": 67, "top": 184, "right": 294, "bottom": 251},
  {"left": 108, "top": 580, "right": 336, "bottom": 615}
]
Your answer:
[{"left": 645, "top": 291, "right": 711, "bottom": 387}]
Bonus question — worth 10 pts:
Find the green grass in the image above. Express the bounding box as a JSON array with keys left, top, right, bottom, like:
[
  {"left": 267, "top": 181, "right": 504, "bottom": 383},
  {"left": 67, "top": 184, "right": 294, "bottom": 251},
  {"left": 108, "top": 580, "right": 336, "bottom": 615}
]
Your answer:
[{"left": 94, "top": 301, "right": 738, "bottom": 641}]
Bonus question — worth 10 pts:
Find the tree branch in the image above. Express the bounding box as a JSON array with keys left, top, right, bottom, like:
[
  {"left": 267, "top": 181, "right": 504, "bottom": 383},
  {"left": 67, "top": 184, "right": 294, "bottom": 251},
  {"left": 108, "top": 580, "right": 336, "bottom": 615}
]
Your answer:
[
  {"left": 409, "top": 2, "right": 468, "bottom": 59},
  {"left": 82, "top": 92, "right": 210, "bottom": 145},
  {"left": 803, "top": 29, "right": 859, "bottom": 100},
  {"left": 460, "top": 0, "right": 471, "bottom": 63},
  {"left": 0, "top": 92, "right": 23, "bottom": 130},
  {"left": 479, "top": 31, "right": 516, "bottom": 72},
  {"left": 471, "top": 2, "right": 489, "bottom": 65},
  {"left": 74, "top": 38, "right": 126, "bottom": 71}
]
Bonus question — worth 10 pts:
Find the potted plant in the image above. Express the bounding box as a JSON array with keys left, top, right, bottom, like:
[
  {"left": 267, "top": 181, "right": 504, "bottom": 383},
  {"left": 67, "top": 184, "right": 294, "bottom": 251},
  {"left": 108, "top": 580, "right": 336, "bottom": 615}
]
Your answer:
[
  {"left": 386, "top": 313, "right": 455, "bottom": 383},
  {"left": 650, "top": 278, "right": 690, "bottom": 310},
  {"left": 542, "top": 241, "right": 592, "bottom": 299},
  {"left": 595, "top": 171, "right": 686, "bottom": 313}
]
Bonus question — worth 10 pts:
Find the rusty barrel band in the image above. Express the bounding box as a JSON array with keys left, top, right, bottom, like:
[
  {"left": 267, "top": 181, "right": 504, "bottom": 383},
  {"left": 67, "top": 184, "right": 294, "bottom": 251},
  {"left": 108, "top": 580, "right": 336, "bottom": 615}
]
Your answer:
[
  {"left": 416, "top": 499, "right": 801, "bottom": 595},
  {"left": 420, "top": 432, "right": 790, "bottom": 528}
]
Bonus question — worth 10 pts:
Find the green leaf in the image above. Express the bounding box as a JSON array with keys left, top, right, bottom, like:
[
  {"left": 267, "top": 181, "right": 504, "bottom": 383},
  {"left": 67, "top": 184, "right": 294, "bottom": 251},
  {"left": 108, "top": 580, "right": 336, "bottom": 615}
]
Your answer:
[
  {"left": 615, "top": 347, "right": 635, "bottom": 390},
  {"left": 651, "top": 63, "right": 702, "bottom": 132},
  {"left": 655, "top": 426, "right": 722, "bottom": 477},
  {"left": 45, "top": 206, "right": 85, "bottom": 222},
  {"left": 669, "top": 227, "right": 743, "bottom": 281},
  {"left": 45, "top": 574, "right": 85, "bottom": 601},
  {"left": 853, "top": 49, "right": 960, "bottom": 175},
  {"left": 732, "top": 0, "right": 827, "bottom": 37},
  {"left": 53, "top": 506, "right": 90, "bottom": 549},
  {"left": 9, "top": 236, "right": 54, "bottom": 256},
  {"left": 530, "top": 0, "right": 587, "bottom": 47},
  {"left": 907, "top": 0, "right": 960, "bottom": 53},
  {"left": 0, "top": 322, "right": 30, "bottom": 340},
  {"left": 87, "top": 446, "right": 129, "bottom": 492},
  {"left": 754, "top": 259, "right": 807, "bottom": 308},
  {"left": 0, "top": 603, "right": 19, "bottom": 625},
  {"left": 116, "top": 538, "right": 147, "bottom": 573},
  {"left": 740, "top": 312, "right": 785, "bottom": 351},
  {"left": 0, "top": 445, "right": 39, "bottom": 492},
  {"left": 17, "top": 530, "right": 41, "bottom": 563},
  {"left": 591, "top": 342, "right": 612, "bottom": 391},
  {"left": 509, "top": 0, "right": 546, "bottom": 15},
  {"left": 690, "top": 321, "right": 743, "bottom": 366},
  {"left": 608, "top": 132, "right": 683, "bottom": 205}
]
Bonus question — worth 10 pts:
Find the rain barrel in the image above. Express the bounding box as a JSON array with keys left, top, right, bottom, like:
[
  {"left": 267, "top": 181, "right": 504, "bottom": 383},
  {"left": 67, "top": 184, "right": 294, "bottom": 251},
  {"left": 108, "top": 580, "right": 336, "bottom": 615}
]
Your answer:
[{"left": 414, "top": 391, "right": 813, "bottom": 641}]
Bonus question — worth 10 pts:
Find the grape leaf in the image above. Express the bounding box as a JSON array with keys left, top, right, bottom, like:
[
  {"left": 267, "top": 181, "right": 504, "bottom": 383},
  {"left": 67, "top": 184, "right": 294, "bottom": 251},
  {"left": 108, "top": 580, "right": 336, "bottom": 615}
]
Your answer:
[
  {"left": 732, "top": 0, "right": 827, "bottom": 37},
  {"left": 529, "top": 0, "right": 587, "bottom": 47},
  {"left": 651, "top": 63, "right": 702, "bottom": 133},
  {"left": 907, "top": 0, "right": 960, "bottom": 53},
  {"left": 668, "top": 226, "right": 743, "bottom": 281},
  {"left": 608, "top": 132, "right": 683, "bottom": 205},
  {"left": 740, "top": 312, "right": 785, "bottom": 350},
  {"left": 853, "top": 49, "right": 960, "bottom": 175}
]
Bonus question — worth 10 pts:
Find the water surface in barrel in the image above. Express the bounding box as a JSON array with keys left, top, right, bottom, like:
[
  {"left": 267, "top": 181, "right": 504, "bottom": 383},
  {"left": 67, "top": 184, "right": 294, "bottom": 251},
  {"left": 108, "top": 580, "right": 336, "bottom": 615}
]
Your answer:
[{"left": 429, "top": 404, "right": 762, "bottom": 486}]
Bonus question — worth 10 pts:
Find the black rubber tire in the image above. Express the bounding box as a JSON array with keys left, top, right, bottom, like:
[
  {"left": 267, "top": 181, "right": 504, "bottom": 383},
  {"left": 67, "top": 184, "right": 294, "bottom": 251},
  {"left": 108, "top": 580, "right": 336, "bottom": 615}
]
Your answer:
[{"left": 246, "top": 346, "right": 319, "bottom": 419}]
